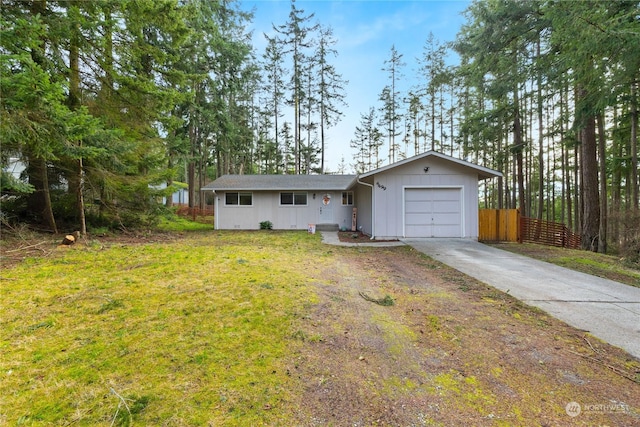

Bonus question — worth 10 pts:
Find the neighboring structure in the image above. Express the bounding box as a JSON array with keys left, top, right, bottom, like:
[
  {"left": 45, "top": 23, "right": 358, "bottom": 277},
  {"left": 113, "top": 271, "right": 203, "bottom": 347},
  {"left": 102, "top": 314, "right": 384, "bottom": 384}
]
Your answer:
[{"left": 201, "top": 151, "right": 502, "bottom": 239}]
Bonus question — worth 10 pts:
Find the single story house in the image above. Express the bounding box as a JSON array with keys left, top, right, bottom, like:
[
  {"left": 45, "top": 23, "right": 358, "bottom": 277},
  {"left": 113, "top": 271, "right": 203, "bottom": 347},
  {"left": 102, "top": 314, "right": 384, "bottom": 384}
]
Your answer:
[{"left": 201, "top": 151, "right": 502, "bottom": 239}]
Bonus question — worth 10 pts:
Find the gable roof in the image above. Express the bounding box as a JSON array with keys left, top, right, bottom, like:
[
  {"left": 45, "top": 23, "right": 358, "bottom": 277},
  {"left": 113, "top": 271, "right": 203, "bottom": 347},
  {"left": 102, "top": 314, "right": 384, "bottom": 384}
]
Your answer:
[
  {"left": 359, "top": 150, "right": 503, "bottom": 180},
  {"left": 202, "top": 174, "right": 357, "bottom": 191}
]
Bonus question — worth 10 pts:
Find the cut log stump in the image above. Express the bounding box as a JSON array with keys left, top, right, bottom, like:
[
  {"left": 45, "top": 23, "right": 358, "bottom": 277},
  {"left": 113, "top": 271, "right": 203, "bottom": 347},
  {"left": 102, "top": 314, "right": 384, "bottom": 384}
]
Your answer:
[{"left": 61, "top": 234, "right": 76, "bottom": 245}]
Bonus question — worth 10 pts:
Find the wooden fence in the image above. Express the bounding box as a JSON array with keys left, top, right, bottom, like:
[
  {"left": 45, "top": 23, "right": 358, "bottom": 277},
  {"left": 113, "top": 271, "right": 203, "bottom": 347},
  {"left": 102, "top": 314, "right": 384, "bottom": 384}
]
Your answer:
[
  {"left": 479, "top": 208, "right": 582, "bottom": 249},
  {"left": 478, "top": 209, "right": 520, "bottom": 242},
  {"left": 176, "top": 205, "right": 214, "bottom": 217},
  {"left": 520, "top": 217, "right": 581, "bottom": 249}
]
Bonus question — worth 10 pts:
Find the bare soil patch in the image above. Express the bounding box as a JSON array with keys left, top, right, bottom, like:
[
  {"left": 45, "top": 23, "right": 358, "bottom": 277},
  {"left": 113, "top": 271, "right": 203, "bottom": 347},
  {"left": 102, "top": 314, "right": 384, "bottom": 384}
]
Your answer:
[
  {"left": 292, "top": 245, "right": 640, "bottom": 426},
  {"left": 337, "top": 231, "right": 399, "bottom": 243}
]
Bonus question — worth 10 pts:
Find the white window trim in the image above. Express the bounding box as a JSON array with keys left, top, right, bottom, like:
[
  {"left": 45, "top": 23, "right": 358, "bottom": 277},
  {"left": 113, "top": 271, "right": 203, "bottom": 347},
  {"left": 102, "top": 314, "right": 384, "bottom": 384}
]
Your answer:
[
  {"left": 341, "top": 191, "right": 354, "bottom": 206},
  {"left": 279, "top": 191, "right": 308, "bottom": 206},
  {"left": 225, "top": 191, "right": 253, "bottom": 206}
]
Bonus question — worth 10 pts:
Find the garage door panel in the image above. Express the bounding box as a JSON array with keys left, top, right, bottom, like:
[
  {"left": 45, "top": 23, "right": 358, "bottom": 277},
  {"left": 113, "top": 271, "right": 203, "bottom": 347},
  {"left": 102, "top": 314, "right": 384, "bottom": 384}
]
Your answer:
[
  {"left": 405, "top": 213, "right": 428, "bottom": 225},
  {"left": 405, "top": 225, "right": 431, "bottom": 235},
  {"left": 432, "top": 200, "right": 460, "bottom": 213},
  {"left": 405, "top": 190, "right": 429, "bottom": 202},
  {"left": 406, "top": 201, "right": 431, "bottom": 213},
  {"left": 404, "top": 188, "right": 462, "bottom": 238},
  {"left": 432, "top": 225, "right": 461, "bottom": 238},
  {"left": 431, "top": 213, "right": 460, "bottom": 225}
]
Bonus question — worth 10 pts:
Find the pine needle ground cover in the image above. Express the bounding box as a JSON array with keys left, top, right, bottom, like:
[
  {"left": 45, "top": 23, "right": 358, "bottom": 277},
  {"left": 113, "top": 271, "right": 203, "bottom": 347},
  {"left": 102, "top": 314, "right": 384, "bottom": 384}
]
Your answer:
[{"left": 1, "top": 231, "right": 323, "bottom": 425}]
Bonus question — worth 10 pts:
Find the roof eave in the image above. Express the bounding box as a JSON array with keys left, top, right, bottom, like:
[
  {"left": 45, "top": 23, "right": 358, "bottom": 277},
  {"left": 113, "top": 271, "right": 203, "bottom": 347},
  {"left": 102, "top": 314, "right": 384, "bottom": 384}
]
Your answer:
[
  {"left": 477, "top": 171, "right": 503, "bottom": 181},
  {"left": 359, "top": 150, "right": 502, "bottom": 180}
]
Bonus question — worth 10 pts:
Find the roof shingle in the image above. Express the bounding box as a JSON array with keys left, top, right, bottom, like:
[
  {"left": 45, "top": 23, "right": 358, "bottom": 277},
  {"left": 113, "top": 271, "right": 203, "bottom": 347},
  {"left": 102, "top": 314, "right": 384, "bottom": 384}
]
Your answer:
[{"left": 202, "top": 174, "right": 357, "bottom": 191}]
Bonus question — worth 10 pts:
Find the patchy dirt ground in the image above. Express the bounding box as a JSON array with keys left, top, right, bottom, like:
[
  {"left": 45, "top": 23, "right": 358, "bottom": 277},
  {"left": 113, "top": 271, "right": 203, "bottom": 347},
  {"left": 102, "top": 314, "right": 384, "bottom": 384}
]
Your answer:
[
  {"left": 338, "top": 231, "right": 399, "bottom": 243},
  {"left": 291, "top": 245, "right": 640, "bottom": 426},
  {"left": 2, "top": 230, "right": 639, "bottom": 426}
]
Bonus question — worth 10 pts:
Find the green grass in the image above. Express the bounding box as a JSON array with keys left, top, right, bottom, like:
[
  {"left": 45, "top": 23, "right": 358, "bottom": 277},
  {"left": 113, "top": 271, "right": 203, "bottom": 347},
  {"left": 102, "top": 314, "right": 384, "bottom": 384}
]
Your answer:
[
  {"left": 1, "top": 231, "right": 323, "bottom": 426},
  {"left": 156, "top": 214, "right": 213, "bottom": 232}
]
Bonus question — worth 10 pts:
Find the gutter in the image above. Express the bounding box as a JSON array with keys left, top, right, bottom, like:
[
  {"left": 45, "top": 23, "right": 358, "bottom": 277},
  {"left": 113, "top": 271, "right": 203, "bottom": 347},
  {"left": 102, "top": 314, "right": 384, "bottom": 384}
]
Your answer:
[{"left": 356, "top": 176, "right": 375, "bottom": 240}]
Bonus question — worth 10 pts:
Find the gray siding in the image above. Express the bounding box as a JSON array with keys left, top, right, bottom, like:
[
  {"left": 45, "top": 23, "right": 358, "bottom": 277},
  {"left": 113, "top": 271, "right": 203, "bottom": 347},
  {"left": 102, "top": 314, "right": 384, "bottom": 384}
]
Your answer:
[
  {"left": 365, "top": 157, "right": 480, "bottom": 239},
  {"left": 214, "top": 190, "right": 354, "bottom": 230},
  {"left": 354, "top": 181, "right": 373, "bottom": 234}
]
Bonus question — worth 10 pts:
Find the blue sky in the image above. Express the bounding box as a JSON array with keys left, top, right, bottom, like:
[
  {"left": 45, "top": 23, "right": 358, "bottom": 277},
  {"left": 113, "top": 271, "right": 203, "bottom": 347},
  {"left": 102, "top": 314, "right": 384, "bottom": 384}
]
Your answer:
[{"left": 241, "top": 0, "right": 471, "bottom": 172}]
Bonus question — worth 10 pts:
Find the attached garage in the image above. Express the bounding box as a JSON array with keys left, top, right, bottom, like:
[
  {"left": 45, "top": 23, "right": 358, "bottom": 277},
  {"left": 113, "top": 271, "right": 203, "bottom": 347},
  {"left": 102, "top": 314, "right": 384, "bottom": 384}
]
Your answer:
[
  {"left": 202, "top": 150, "right": 501, "bottom": 240},
  {"left": 404, "top": 187, "right": 462, "bottom": 238},
  {"left": 354, "top": 151, "right": 502, "bottom": 240}
]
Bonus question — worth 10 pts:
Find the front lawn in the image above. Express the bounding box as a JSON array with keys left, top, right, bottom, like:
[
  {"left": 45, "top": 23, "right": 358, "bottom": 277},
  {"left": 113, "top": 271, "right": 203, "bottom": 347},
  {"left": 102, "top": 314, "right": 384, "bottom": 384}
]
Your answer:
[
  {"left": 1, "top": 231, "right": 322, "bottom": 425},
  {"left": 2, "top": 230, "right": 639, "bottom": 426}
]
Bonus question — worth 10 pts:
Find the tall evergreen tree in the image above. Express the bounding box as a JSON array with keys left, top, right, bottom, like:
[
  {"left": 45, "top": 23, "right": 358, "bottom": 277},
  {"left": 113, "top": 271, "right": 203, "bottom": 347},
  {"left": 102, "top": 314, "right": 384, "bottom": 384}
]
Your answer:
[
  {"left": 274, "top": 0, "right": 319, "bottom": 174},
  {"left": 350, "top": 107, "right": 382, "bottom": 173},
  {"left": 380, "top": 45, "right": 405, "bottom": 164},
  {"left": 315, "top": 25, "right": 347, "bottom": 173},
  {"left": 419, "top": 32, "right": 447, "bottom": 151},
  {"left": 261, "top": 34, "right": 287, "bottom": 170}
]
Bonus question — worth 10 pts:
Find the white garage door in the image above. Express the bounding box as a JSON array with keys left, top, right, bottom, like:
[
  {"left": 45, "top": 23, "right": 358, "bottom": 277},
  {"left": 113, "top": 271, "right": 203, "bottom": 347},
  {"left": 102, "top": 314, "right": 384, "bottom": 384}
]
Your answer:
[{"left": 405, "top": 188, "right": 462, "bottom": 237}]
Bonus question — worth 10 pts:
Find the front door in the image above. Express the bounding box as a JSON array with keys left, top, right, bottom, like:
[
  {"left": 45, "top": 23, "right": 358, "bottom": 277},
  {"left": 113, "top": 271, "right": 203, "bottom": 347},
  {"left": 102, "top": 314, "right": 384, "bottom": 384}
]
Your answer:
[{"left": 319, "top": 192, "right": 333, "bottom": 223}]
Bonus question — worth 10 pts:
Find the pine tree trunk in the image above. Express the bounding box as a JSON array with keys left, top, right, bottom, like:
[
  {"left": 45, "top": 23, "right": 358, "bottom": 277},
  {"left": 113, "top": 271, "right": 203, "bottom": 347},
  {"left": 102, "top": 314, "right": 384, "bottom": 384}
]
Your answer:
[
  {"left": 294, "top": 93, "right": 300, "bottom": 173},
  {"left": 188, "top": 111, "right": 196, "bottom": 209},
  {"left": 631, "top": 82, "right": 639, "bottom": 210},
  {"left": 597, "top": 113, "right": 607, "bottom": 253},
  {"left": 497, "top": 129, "right": 504, "bottom": 209},
  {"left": 536, "top": 39, "right": 544, "bottom": 221},
  {"left": 320, "top": 101, "right": 325, "bottom": 174},
  {"left": 69, "top": 0, "right": 86, "bottom": 236},
  {"left": 28, "top": 157, "right": 58, "bottom": 234},
  {"left": 166, "top": 154, "right": 174, "bottom": 208},
  {"left": 513, "top": 89, "right": 526, "bottom": 217},
  {"left": 574, "top": 144, "right": 580, "bottom": 233},
  {"left": 198, "top": 155, "right": 205, "bottom": 211},
  {"left": 77, "top": 158, "right": 87, "bottom": 235},
  {"left": 580, "top": 113, "right": 600, "bottom": 252},
  {"left": 611, "top": 108, "right": 622, "bottom": 246},
  {"left": 26, "top": 1, "right": 57, "bottom": 234}
]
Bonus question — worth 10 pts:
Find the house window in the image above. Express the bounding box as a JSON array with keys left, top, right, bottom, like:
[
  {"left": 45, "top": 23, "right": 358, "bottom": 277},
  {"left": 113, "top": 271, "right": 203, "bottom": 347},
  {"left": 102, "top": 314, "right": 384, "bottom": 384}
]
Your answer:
[
  {"left": 342, "top": 191, "right": 354, "bottom": 205},
  {"left": 225, "top": 192, "right": 252, "bottom": 206},
  {"left": 280, "top": 192, "right": 307, "bottom": 206}
]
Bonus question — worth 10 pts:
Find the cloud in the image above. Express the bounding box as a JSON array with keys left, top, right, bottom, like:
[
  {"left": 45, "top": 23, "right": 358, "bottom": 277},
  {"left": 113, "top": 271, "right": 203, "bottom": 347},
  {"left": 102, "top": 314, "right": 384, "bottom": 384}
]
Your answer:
[{"left": 336, "top": 2, "right": 443, "bottom": 49}]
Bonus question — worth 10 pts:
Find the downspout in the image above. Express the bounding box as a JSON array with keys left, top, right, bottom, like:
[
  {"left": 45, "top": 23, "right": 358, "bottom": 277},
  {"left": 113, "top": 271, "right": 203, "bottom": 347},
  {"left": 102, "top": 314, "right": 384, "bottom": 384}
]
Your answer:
[
  {"left": 356, "top": 176, "right": 375, "bottom": 240},
  {"left": 210, "top": 190, "right": 218, "bottom": 230}
]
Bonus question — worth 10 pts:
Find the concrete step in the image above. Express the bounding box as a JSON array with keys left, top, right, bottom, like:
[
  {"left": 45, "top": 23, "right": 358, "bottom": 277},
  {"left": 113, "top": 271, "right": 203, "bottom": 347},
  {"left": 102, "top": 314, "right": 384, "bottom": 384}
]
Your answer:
[{"left": 314, "top": 224, "right": 339, "bottom": 232}]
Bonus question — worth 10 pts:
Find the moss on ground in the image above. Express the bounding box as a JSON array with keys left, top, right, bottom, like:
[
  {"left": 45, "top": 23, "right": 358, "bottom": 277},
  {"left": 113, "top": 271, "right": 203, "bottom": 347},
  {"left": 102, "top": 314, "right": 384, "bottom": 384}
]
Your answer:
[
  {"left": 1, "top": 231, "right": 321, "bottom": 426},
  {"left": 2, "top": 229, "right": 639, "bottom": 426}
]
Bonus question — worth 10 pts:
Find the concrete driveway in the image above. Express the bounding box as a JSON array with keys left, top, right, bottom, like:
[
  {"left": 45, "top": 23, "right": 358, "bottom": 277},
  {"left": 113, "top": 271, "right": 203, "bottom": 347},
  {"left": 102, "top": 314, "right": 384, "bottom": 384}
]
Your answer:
[{"left": 401, "top": 238, "right": 640, "bottom": 360}]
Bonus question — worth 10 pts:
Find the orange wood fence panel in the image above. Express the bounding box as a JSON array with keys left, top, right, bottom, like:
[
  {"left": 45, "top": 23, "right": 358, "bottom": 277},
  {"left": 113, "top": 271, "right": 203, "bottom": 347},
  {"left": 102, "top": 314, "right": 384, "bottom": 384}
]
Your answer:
[
  {"left": 480, "top": 209, "right": 581, "bottom": 248},
  {"left": 478, "top": 209, "right": 520, "bottom": 242}
]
